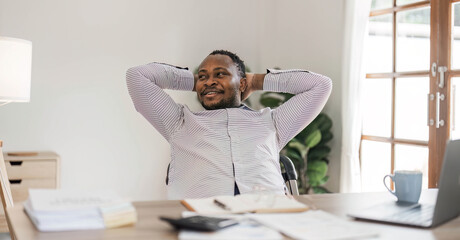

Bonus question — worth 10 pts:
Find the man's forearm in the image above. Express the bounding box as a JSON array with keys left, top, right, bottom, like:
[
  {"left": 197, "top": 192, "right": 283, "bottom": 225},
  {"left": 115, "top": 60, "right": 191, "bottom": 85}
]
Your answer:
[
  {"left": 126, "top": 62, "right": 189, "bottom": 141},
  {"left": 252, "top": 74, "right": 265, "bottom": 91},
  {"left": 127, "top": 62, "right": 195, "bottom": 92},
  {"left": 241, "top": 73, "right": 265, "bottom": 101}
]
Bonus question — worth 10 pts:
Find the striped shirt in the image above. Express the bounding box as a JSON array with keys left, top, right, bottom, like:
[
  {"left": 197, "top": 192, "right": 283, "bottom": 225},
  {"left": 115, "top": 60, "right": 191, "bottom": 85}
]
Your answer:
[{"left": 126, "top": 63, "right": 332, "bottom": 199}]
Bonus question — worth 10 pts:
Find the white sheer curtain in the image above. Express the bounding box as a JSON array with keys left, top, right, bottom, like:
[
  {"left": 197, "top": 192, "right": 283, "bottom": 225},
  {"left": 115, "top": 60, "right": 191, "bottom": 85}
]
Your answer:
[{"left": 340, "top": 0, "right": 371, "bottom": 193}]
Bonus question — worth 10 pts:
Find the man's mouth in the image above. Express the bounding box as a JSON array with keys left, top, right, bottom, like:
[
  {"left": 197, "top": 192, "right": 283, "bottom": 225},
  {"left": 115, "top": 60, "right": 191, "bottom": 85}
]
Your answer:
[{"left": 201, "top": 89, "right": 223, "bottom": 97}]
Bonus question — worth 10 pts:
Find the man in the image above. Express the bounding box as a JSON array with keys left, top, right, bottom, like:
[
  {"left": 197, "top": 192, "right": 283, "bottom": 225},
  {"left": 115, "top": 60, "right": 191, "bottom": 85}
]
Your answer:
[{"left": 126, "top": 50, "right": 332, "bottom": 199}]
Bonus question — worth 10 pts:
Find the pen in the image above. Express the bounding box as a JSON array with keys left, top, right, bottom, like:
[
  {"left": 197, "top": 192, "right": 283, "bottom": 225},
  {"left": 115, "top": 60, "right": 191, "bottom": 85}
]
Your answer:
[{"left": 214, "top": 199, "right": 231, "bottom": 211}]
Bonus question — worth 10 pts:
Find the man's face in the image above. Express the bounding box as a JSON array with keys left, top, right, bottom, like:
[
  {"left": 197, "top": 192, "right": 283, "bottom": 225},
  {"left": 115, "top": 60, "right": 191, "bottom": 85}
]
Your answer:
[{"left": 196, "top": 54, "right": 245, "bottom": 110}]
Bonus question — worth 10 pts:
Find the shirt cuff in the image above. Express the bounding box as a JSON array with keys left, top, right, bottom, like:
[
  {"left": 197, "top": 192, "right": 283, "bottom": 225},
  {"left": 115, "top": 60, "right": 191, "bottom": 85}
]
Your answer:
[
  {"left": 176, "top": 69, "right": 194, "bottom": 91},
  {"left": 155, "top": 62, "right": 194, "bottom": 91}
]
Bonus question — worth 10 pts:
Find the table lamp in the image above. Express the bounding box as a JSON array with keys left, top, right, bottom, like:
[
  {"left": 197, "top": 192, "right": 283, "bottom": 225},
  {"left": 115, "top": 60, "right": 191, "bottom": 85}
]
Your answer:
[
  {"left": 0, "top": 37, "right": 32, "bottom": 106},
  {"left": 0, "top": 36, "right": 33, "bottom": 155}
]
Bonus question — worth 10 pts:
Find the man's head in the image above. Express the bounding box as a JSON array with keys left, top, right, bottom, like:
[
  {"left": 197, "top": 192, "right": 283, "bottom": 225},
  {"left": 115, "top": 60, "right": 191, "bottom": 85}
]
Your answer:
[{"left": 196, "top": 50, "right": 247, "bottom": 110}]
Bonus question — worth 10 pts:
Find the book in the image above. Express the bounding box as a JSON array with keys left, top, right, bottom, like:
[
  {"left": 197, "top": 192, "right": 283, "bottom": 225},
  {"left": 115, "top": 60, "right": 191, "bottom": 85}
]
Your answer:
[
  {"left": 181, "top": 194, "right": 309, "bottom": 214},
  {"left": 24, "top": 189, "right": 137, "bottom": 232}
]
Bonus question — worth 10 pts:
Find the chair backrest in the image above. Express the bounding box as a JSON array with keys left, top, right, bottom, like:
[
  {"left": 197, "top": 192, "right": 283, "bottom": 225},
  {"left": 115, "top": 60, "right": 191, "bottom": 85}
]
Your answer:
[
  {"left": 0, "top": 141, "right": 13, "bottom": 209},
  {"left": 165, "top": 155, "right": 300, "bottom": 196}
]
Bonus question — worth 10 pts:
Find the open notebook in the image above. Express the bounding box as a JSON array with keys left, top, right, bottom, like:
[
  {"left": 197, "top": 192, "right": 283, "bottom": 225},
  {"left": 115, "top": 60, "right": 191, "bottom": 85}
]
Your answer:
[{"left": 182, "top": 194, "right": 309, "bottom": 214}]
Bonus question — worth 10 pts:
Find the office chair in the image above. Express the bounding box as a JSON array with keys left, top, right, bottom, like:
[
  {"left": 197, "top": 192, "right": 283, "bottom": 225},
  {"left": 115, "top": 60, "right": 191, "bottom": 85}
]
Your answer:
[
  {"left": 279, "top": 155, "right": 299, "bottom": 196},
  {"left": 0, "top": 141, "right": 16, "bottom": 240},
  {"left": 165, "top": 155, "right": 299, "bottom": 196}
]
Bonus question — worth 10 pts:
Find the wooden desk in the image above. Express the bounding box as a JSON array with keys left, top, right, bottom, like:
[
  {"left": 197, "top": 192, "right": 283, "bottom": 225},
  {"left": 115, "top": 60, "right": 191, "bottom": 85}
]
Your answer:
[{"left": 6, "top": 189, "right": 460, "bottom": 240}]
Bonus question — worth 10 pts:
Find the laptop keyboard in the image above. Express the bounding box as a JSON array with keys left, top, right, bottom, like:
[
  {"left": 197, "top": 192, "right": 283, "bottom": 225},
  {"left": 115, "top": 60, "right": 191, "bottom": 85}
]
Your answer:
[{"left": 383, "top": 204, "right": 434, "bottom": 226}]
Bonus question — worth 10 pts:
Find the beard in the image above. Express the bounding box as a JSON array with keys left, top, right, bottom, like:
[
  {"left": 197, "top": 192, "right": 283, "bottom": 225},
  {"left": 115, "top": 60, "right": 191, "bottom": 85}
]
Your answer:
[
  {"left": 201, "top": 94, "right": 238, "bottom": 110},
  {"left": 199, "top": 86, "right": 240, "bottom": 110}
]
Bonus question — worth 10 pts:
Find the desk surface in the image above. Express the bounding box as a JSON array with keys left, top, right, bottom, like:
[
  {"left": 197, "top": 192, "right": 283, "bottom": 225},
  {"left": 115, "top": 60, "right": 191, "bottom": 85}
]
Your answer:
[{"left": 6, "top": 189, "right": 460, "bottom": 240}]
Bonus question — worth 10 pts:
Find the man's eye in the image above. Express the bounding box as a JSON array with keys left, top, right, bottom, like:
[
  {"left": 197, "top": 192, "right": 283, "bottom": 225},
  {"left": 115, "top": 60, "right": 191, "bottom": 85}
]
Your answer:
[
  {"left": 198, "top": 75, "right": 206, "bottom": 80},
  {"left": 217, "top": 72, "right": 225, "bottom": 77}
]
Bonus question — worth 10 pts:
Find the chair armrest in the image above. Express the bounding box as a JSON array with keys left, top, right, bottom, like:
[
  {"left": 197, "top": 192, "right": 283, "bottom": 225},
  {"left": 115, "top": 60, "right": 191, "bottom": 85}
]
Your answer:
[{"left": 279, "top": 155, "right": 297, "bottom": 181}]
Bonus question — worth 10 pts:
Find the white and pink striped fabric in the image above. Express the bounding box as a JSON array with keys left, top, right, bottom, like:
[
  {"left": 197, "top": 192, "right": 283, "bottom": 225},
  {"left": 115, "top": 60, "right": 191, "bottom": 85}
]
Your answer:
[{"left": 126, "top": 63, "right": 332, "bottom": 199}]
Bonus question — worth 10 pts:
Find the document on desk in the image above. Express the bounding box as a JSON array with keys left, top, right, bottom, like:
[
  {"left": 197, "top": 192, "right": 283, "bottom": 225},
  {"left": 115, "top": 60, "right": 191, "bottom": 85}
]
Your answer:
[
  {"left": 179, "top": 211, "right": 283, "bottom": 240},
  {"left": 249, "top": 210, "right": 379, "bottom": 240},
  {"left": 182, "top": 194, "right": 309, "bottom": 214},
  {"left": 179, "top": 221, "right": 283, "bottom": 240}
]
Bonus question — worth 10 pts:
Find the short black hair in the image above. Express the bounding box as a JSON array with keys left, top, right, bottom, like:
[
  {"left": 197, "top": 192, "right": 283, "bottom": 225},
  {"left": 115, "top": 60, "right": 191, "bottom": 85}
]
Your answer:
[{"left": 209, "top": 50, "right": 246, "bottom": 78}]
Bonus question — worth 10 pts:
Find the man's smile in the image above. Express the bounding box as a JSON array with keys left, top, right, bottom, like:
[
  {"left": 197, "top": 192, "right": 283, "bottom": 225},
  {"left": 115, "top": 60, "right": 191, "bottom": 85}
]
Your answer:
[{"left": 201, "top": 88, "right": 224, "bottom": 98}]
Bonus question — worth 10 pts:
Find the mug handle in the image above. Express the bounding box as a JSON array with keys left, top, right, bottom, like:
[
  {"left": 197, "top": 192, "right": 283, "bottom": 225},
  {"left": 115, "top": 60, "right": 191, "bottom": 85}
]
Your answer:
[{"left": 383, "top": 174, "right": 396, "bottom": 196}]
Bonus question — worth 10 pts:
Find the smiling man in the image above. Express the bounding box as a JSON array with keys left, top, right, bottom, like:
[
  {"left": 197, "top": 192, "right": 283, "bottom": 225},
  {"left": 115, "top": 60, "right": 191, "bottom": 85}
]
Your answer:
[
  {"left": 126, "top": 50, "right": 332, "bottom": 199},
  {"left": 196, "top": 51, "right": 246, "bottom": 110}
]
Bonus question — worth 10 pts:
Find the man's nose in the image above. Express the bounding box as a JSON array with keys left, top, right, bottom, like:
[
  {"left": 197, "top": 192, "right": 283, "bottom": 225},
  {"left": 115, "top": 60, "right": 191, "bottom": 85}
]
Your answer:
[{"left": 204, "top": 77, "right": 217, "bottom": 86}]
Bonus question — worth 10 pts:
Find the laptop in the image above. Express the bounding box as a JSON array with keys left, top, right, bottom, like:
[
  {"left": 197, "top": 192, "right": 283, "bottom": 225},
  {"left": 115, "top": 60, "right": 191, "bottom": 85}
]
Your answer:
[{"left": 348, "top": 139, "right": 460, "bottom": 228}]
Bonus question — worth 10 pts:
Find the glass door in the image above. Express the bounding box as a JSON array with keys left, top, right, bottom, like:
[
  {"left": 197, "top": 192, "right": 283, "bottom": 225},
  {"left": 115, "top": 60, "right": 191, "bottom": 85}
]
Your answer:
[{"left": 362, "top": 0, "right": 452, "bottom": 190}]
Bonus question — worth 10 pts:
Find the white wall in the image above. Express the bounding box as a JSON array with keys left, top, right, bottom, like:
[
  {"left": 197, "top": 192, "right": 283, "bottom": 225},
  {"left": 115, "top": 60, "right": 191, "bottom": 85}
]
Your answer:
[{"left": 0, "top": 0, "right": 344, "bottom": 200}]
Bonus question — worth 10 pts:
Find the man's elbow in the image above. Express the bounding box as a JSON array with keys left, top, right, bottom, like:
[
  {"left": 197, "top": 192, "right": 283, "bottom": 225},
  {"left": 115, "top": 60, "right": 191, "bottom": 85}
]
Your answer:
[
  {"left": 126, "top": 67, "right": 140, "bottom": 82},
  {"left": 308, "top": 72, "right": 332, "bottom": 97},
  {"left": 323, "top": 76, "right": 333, "bottom": 96}
]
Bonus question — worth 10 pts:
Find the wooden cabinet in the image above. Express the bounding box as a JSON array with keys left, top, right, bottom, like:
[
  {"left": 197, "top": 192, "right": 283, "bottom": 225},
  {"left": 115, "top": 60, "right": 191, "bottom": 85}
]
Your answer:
[{"left": 0, "top": 152, "right": 60, "bottom": 232}]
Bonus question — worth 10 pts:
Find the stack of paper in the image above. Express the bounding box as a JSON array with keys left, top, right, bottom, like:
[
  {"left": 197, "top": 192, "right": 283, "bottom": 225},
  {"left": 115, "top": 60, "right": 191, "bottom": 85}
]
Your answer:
[{"left": 24, "top": 189, "right": 137, "bottom": 232}]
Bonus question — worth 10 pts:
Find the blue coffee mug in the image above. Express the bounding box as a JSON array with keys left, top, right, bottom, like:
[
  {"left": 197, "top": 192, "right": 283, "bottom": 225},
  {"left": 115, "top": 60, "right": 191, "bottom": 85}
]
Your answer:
[{"left": 383, "top": 170, "right": 422, "bottom": 203}]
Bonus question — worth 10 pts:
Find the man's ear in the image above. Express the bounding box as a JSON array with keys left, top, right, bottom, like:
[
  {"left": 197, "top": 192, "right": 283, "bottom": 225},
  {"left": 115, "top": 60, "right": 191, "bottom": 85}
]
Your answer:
[{"left": 239, "top": 77, "right": 247, "bottom": 93}]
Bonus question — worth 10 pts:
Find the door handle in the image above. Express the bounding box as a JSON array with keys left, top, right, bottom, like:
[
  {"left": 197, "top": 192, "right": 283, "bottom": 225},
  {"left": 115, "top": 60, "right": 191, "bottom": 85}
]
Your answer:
[
  {"left": 428, "top": 92, "right": 445, "bottom": 128},
  {"left": 436, "top": 92, "right": 445, "bottom": 128},
  {"left": 438, "top": 66, "right": 447, "bottom": 88}
]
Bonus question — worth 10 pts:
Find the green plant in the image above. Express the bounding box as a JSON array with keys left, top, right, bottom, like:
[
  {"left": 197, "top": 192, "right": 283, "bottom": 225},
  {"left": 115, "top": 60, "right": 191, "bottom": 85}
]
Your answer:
[{"left": 260, "top": 92, "right": 333, "bottom": 194}]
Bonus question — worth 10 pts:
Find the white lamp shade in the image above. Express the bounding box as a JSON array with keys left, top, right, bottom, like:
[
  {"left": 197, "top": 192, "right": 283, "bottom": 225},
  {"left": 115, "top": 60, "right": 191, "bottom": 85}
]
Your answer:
[{"left": 0, "top": 37, "right": 32, "bottom": 102}]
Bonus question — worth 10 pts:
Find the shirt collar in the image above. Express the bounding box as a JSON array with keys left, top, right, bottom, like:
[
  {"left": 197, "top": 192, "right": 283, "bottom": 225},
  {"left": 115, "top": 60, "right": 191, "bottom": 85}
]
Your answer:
[{"left": 239, "top": 104, "right": 254, "bottom": 111}]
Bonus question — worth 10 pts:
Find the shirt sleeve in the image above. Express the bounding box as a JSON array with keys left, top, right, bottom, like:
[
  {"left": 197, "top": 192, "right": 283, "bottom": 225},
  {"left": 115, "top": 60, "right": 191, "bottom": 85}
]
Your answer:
[
  {"left": 264, "top": 69, "right": 333, "bottom": 149},
  {"left": 126, "top": 62, "right": 195, "bottom": 141}
]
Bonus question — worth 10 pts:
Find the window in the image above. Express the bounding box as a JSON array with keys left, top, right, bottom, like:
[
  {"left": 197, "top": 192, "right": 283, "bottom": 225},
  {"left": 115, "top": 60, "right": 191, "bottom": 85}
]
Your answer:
[{"left": 361, "top": 0, "right": 454, "bottom": 191}]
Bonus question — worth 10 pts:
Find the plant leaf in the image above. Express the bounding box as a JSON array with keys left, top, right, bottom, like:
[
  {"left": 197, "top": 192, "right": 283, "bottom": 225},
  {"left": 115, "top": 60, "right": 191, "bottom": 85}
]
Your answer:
[
  {"left": 317, "top": 175, "right": 329, "bottom": 185},
  {"left": 305, "top": 129, "right": 321, "bottom": 148},
  {"left": 288, "top": 140, "right": 307, "bottom": 159},
  {"left": 306, "top": 160, "right": 328, "bottom": 186},
  {"left": 316, "top": 114, "right": 333, "bottom": 132},
  {"left": 280, "top": 93, "right": 294, "bottom": 102},
  {"left": 260, "top": 97, "right": 283, "bottom": 108},
  {"left": 285, "top": 148, "right": 302, "bottom": 161},
  {"left": 318, "top": 132, "right": 333, "bottom": 146},
  {"left": 312, "top": 186, "right": 331, "bottom": 194},
  {"left": 296, "top": 122, "right": 318, "bottom": 142},
  {"left": 307, "top": 146, "right": 331, "bottom": 162}
]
